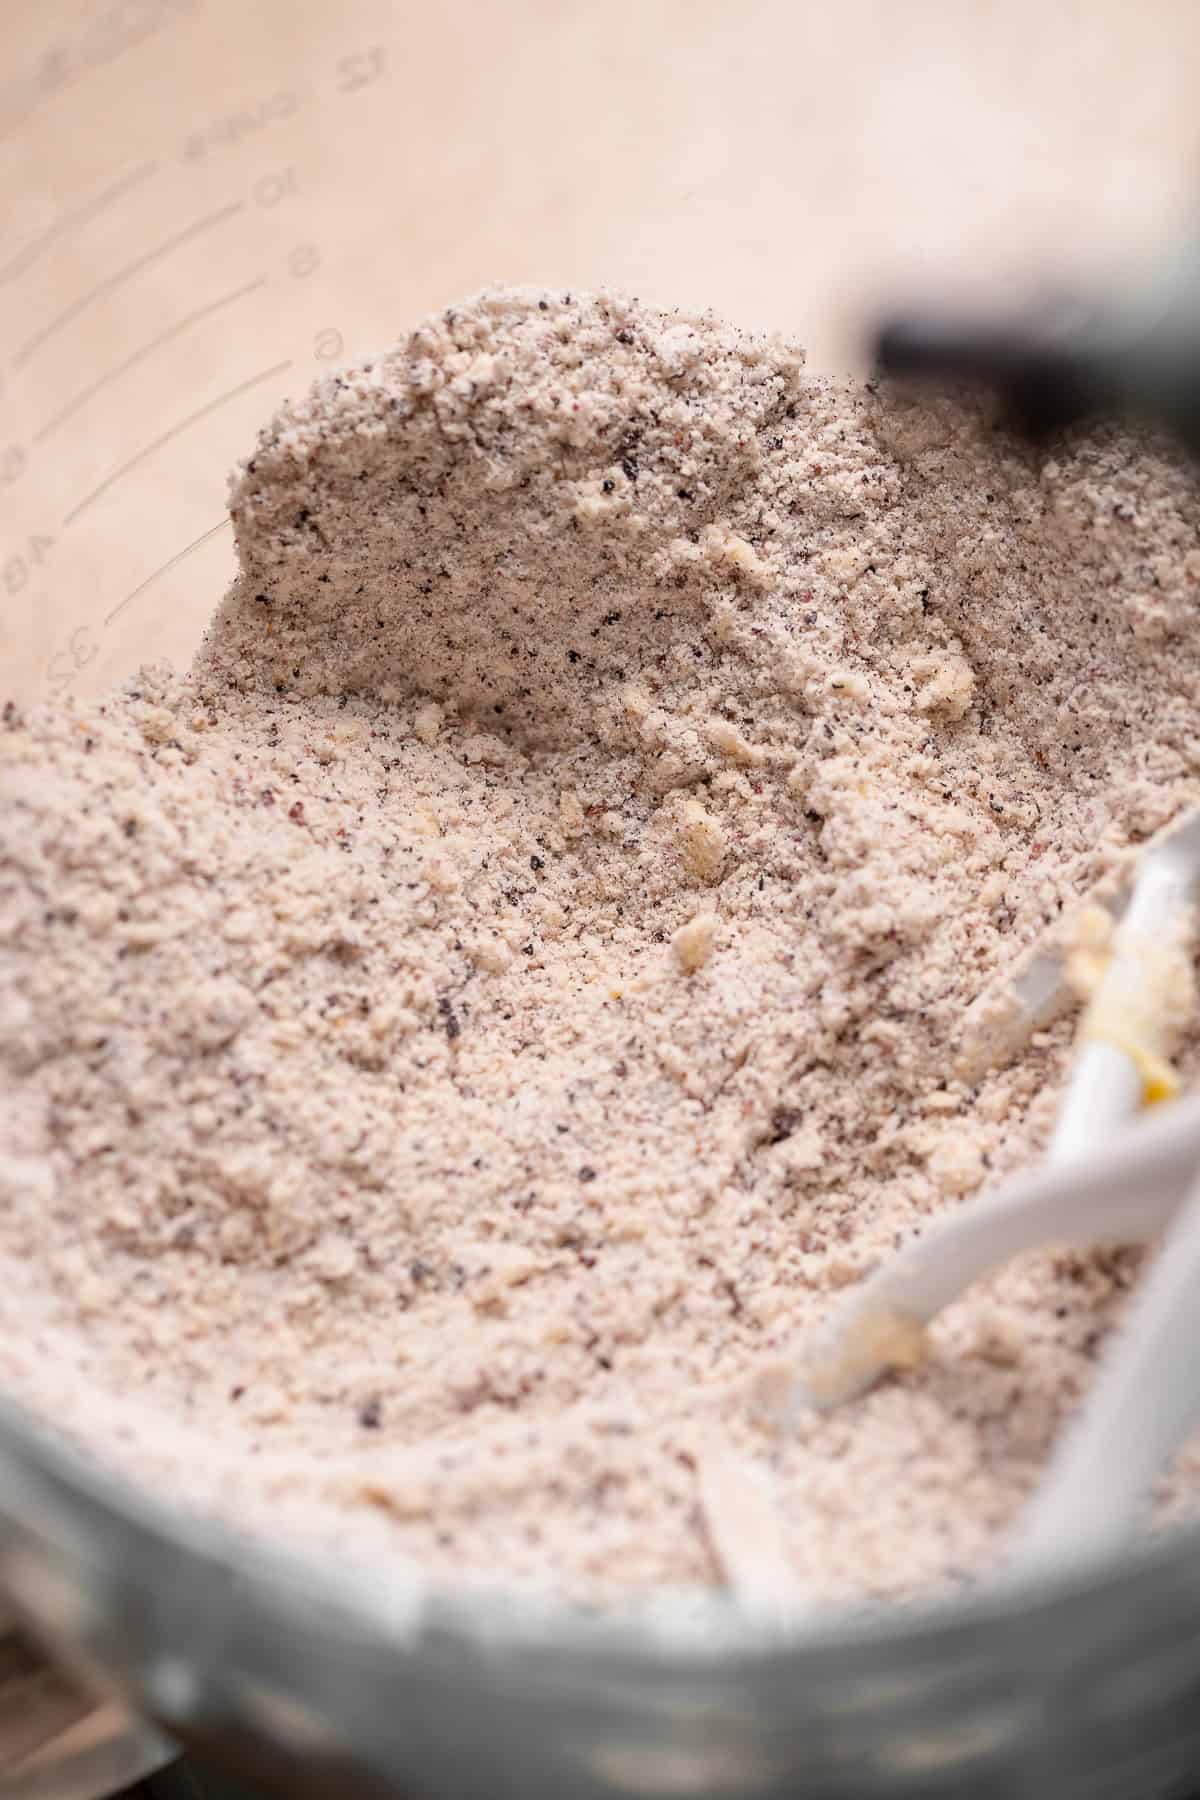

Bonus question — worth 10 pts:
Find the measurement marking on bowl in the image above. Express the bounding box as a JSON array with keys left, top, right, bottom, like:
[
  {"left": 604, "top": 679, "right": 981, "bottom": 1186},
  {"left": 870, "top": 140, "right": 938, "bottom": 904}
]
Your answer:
[
  {"left": 0, "top": 1, "right": 193, "bottom": 145},
  {"left": 106, "top": 519, "right": 233, "bottom": 628},
  {"left": 34, "top": 278, "right": 266, "bottom": 443},
  {"left": 64, "top": 361, "right": 291, "bottom": 529},
  {"left": 12, "top": 199, "right": 245, "bottom": 370},
  {"left": 0, "top": 160, "right": 159, "bottom": 287}
]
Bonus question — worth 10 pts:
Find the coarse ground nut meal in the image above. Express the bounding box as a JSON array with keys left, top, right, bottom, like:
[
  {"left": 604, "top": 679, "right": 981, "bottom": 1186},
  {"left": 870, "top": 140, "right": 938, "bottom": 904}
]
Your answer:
[{"left": 3, "top": 287, "right": 1200, "bottom": 1609}]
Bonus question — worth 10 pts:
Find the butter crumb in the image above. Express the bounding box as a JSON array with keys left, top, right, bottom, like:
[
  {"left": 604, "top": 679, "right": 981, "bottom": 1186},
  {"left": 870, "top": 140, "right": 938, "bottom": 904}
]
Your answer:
[
  {"left": 413, "top": 702, "right": 444, "bottom": 744},
  {"left": 927, "top": 1136, "right": 986, "bottom": 1196},
  {"left": 1064, "top": 903, "right": 1114, "bottom": 1000},
  {"left": 911, "top": 653, "right": 976, "bottom": 721},
  {"left": 678, "top": 798, "right": 726, "bottom": 883},
  {"left": 672, "top": 912, "right": 719, "bottom": 973},
  {"left": 706, "top": 719, "right": 765, "bottom": 765},
  {"left": 803, "top": 1308, "right": 928, "bottom": 1408},
  {"left": 699, "top": 524, "right": 771, "bottom": 587}
]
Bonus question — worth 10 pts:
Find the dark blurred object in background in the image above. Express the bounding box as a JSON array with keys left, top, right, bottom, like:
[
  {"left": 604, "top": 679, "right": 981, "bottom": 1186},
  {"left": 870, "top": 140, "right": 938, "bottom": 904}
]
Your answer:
[{"left": 874, "top": 236, "right": 1200, "bottom": 457}]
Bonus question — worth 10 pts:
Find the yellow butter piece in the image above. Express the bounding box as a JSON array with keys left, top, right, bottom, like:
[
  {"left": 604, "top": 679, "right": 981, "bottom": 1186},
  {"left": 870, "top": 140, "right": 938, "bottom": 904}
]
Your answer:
[
  {"left": 1080, "top": 1027, "right": 1180, "bottom": 1107},
  {"left": 802, "top": 1306, "right": 928, "bottom": 1408},
  {"left": 1077, "top": 931, "right": 1192, "bottom": 1110}
]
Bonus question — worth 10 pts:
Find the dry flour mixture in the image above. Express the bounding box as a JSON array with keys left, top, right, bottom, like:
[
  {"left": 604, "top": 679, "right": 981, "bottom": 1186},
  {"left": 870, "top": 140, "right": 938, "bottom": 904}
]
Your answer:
[{"left": 3, "top": 288, "right": 1200, "bottom": 1609}]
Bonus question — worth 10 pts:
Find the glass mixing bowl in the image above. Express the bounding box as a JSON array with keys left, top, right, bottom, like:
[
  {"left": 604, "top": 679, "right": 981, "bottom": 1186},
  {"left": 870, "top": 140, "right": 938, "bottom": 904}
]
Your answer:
[{"left": 6, "top": 2, "right": 1200, "bottom": 1795}]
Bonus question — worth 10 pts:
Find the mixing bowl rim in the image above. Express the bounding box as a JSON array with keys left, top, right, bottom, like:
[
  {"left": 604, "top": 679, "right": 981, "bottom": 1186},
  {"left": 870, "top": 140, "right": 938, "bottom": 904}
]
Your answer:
[{"left": 3, "top": 1379, "right": 1197, "bottom": 1687}]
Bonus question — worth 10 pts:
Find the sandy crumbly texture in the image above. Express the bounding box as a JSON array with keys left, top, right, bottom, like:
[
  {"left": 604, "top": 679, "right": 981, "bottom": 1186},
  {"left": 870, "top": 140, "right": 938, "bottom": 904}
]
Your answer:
[{"left": 3, "top": 287, "right": 1200, "bottom": 1610}]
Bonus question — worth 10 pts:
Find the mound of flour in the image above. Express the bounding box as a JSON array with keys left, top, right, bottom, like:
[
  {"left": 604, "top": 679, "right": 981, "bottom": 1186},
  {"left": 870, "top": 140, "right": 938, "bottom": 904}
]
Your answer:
[{"left": 3, "top": 287, "right": 1199, "bottom": 1608}]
